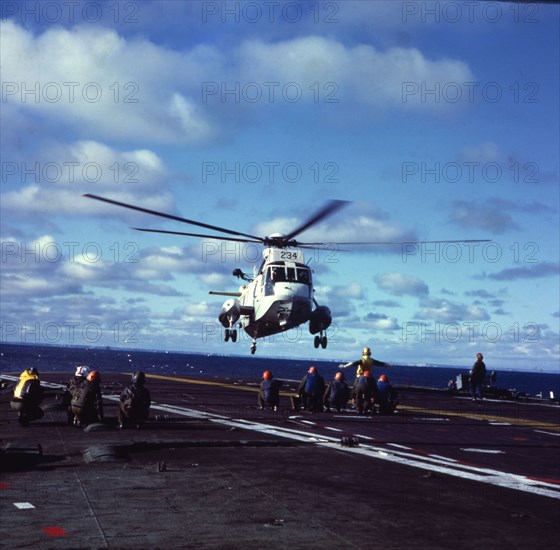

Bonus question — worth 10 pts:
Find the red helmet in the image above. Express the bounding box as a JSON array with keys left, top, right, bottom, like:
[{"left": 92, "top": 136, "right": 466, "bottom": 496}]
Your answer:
[
  {"left": 378, "top": 374, "right": 388, "bottom": 383},
  {"left": 263, "top": 370, "right": 272, "bottom": 380},
  {"left": 308, "top": 366, "right": 317, "bottom": 374},
  {"left": 335, "top": 371, "right": 344, "bottom": 381},
  {"left": 363, "top": 371, "right": 371, "bottom": 377},
  {"left": 87, "top": 370, "right": 100, "bottom": 382}
]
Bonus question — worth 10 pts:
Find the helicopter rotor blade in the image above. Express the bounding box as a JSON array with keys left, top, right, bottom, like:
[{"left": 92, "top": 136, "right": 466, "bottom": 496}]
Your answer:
[
  {"left": 133, "top": 228, "right": 262, "bottom": 244},
  {"left": 296, "top": 239, "right": 491, "bottom": 246},
  {"left": 282, "top": 200, "right": 348, "bottom": 244},
  {"left": 83, "top": 194, "right": 262, "bottom": 241}
]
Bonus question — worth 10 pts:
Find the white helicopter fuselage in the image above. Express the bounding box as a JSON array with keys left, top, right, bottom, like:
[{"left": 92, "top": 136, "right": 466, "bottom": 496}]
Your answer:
[{"left": 216, "top": 247, "right": 332, "bottom": 350}]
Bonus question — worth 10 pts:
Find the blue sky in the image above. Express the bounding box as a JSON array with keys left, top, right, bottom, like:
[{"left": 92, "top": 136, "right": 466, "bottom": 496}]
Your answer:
[{"left": 1, "top": 1, "right": 558, "bottom": 372}]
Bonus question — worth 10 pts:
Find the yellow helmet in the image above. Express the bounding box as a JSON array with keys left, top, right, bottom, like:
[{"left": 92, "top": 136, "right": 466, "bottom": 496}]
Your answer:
[{"left": 362, "top": 347, "right": 371, "bottom": 356}]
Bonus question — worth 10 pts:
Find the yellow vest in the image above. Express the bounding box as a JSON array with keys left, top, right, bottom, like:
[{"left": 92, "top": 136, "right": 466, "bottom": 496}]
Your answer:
[
  {"left": 356, "top": 356, "right": 374, "bottom": 376},
  {"left": 14, "top": 371, "right": 39, "bottom": 399}
]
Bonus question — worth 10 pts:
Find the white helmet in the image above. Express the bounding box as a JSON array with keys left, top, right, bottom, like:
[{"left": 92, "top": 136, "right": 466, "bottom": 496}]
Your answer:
[{"left": 75, "top": 365, "right": 91, "bottom": 377}]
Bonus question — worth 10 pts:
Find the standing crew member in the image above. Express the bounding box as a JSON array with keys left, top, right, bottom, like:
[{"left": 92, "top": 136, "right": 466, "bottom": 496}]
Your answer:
[
  {"left": 470, "top": 352, "right": 487, "bottom": 402},
  {"left": 119, "top": 371, "right": 151, "bottom": 429},
  {"left": 339, "top": 346, "right": 389, "bottom": 385},
  {"left": 63, "top": 366, "right": 90, "bottom": 425},
  {"left": 11, "top": 368, "right": 44, "bottom": 426}
]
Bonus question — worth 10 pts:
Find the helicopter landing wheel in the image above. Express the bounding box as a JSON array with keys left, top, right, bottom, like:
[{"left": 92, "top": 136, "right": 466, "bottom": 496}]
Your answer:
[
  {"left": 250, "top": 343, "right": 257, "bottom": 355},
  {"left": 231, "top": 329, "right": 237, "bottom": 343},
  {"left": 224, "top": 329, "right": 230, "bottom": 342},
  {"left": 314, "top": 333, "right": 327, "bottom": 349}
]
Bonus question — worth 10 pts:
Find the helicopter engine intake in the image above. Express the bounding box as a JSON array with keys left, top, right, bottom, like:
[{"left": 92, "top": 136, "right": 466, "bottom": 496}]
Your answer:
[
  {"left": 309, "top": 305, "right": 332, "bottom": 335},
  {"left": 219, "top": 299, "right": 241, "bottom": 328}
]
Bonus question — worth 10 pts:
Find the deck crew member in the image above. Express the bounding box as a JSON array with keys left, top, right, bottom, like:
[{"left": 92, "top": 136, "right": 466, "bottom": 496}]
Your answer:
[
  {"left": 352, "top": 370, "right": 377, "bottom": 415},
  {"left": 339, "top": 346, "right": 389, "bottom": 385},
  {"left": 324, "top": 371, "right": 350, "bottom": 412},
  {"left": 298, "top": 366, "right": 326, "bottom": 412},
  {"left": 10, "top": 368, "right": 44, "bottom": 426},
  {"left": 376, "top": 374, "right": 398, "bottom": 415},
  {"left": 119, "top": 371, "right": 151, "bottom": 429},
  {"left": 63, "top": 365, "right": 90, "bottom": 424},
  {"left": 470, "top": 352, "right": 487, "bottom": 402},
  {"left": 258, "top": 370, "right": 282, "bottom": 411},
  {"left": 70, "top": 370, "right": 104, "bottom": 427}
]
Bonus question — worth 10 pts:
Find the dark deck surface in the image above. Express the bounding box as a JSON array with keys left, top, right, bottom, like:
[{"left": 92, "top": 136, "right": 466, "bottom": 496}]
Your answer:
[{"left": 1, "top": 372, "right": 559, "bottom": 549}]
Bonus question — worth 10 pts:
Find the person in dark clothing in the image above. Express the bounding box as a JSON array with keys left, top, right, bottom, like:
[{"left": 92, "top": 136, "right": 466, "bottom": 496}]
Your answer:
[
  {"left": 470, "top": 352, "right": 487, "bottom": 402},
  {"left": 70, "top": 370, "right": 104, "bottom": 427},
  {"left": 258, "top": 370, "right": 282, "bottom": 411},
  {"left": 324, "top": 371, "right": 350, "bottom": 412},
  {"left": 63, "top": 365, "right": 90, "bottom": 425},
  {"left": 10, "top": 368, "right": 44, "bottom": 426},
  {"left": 298, "top": 366, "right": 326, "bottom": 412},
  {"left": 376, "top": 374, "right": 398, "bottom": 415},
  {"left": 118, "top": 371, "right": 151, "bottom": 428},
  {"left": 352, "top": 370, "right": 377, "bottom": 415}
]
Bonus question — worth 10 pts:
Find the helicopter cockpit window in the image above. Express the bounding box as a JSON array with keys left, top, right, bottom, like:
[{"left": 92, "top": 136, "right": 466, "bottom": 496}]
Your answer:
[
  {"left": 270, "top": 266, "right": 285, "bottom": 282},
  {"left": 286, "top": 267, "right": 296, "bottom": 281},
  {"left": 297, "top": 268, "right": 310, "bottom": 285}
]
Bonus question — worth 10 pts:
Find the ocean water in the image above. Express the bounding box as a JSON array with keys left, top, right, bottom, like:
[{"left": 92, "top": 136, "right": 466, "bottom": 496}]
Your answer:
[{"left": 1, "top": 343, "right": 558, "bottom": 398}]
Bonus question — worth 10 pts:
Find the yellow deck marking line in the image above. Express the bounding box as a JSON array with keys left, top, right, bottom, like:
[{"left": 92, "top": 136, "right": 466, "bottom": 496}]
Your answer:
[
  {"left": 146, "top": 374, "right": 560, "bottom": 430},
  {"left": 146, "top": 373, "right": 295, "bottom": 397}
]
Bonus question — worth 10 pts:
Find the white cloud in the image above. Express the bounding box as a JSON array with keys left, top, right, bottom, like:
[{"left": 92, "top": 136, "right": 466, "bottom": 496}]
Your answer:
[{"left": 374, "top": 273, "right": 429, "bottom": 297}]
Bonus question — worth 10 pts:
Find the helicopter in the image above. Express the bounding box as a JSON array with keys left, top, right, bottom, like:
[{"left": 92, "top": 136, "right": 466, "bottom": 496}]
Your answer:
[{"left": 83, "top": 193, "right": 488, "bottom": 354}]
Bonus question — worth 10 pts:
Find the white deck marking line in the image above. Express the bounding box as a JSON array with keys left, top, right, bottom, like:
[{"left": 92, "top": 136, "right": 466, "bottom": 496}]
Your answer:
[
  {"left": 461, "top": 448, "right": 505, "bottom": 454},
  {"left": 534, "top": 430, "right": 560, "bottom": 437},
  {"left": 148, "top": 401, "right": 560, "bottom": 501},
  {"left": 6, "top": 377, "right": 558, "bottom": 500}
]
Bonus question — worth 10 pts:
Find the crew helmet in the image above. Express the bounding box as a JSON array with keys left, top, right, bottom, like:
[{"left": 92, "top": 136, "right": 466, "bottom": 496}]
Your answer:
[
  {"left": 132, "top": 371, "right": 146, "bottom": 385},
  {"left": 308, "top": 365, "right": 317, "bottom": 374},
  {"left": 363, "top": 347, "right": 371, "bottom": 356},
  {"left": 378, "top": 374, "right": 388, "bottom": 383},
  {"left": 87, "top": 370, "right": 100, "bottom": 382},
  {"left": 75, "top": 365, "right": 91, "bottom": 377},
  {"left": 262, "top": 370, "right": 272, "bottom": 380},
  {"left": 335, "top": 371, "right": 344, "bottom": 381}
]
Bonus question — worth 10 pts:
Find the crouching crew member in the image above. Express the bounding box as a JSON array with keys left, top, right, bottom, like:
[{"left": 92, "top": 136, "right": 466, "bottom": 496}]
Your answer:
[
  {"left": 376, "top": 374, "right": 398, "bottom": 415},
  {"left": 352, "top": 370, "right": 377, "bottom": 415},
  {"left": 118, "top": 371, "right": 151, "bottom": 429},
  {"left": 70, "top": 370, "right": 104, "bottom": 427},
  {"left": 298, "top": 366, "right": 326, "bottom": 412},
  {"left": 258, "top": 370, "right": 281, "bottom": 411},
  {"left": 11, "top": 368, "right": 44, "bottom": 426},
  {"left": 324, "top": 371, "right": 350, "bottom": 412}
]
